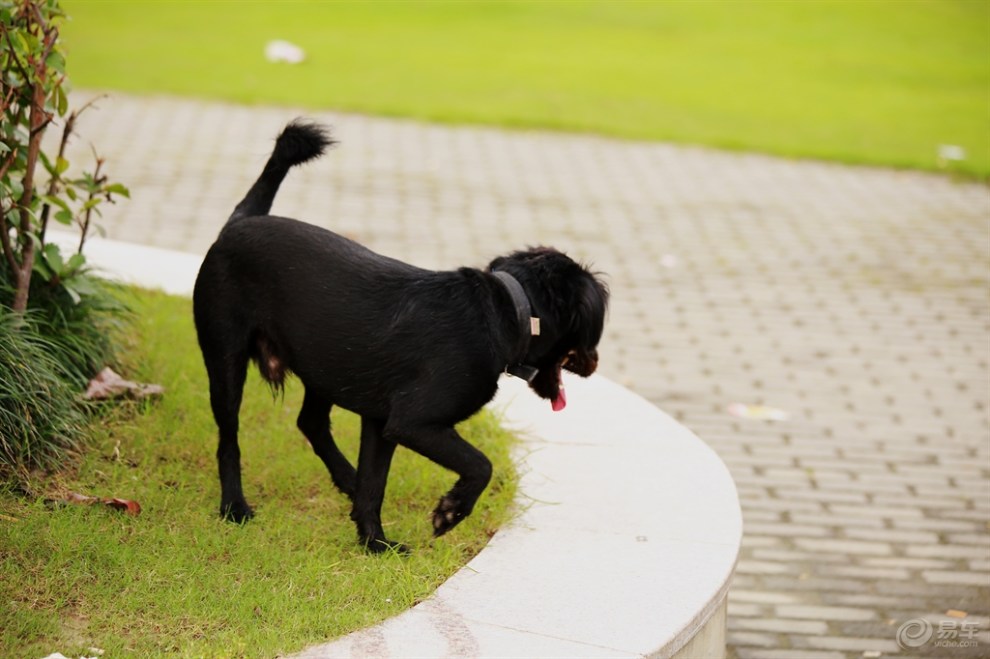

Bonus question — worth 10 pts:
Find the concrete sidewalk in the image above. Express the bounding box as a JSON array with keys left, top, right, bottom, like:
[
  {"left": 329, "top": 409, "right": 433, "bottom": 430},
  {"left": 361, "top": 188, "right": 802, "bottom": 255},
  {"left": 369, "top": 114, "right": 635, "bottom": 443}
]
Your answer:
[{"left": 64, "top": 91, "right": 989, "bottom": 658}]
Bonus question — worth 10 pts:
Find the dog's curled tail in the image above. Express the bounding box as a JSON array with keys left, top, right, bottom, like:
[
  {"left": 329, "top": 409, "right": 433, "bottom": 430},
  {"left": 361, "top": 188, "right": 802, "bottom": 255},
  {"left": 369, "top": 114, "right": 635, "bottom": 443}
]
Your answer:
[{"left": 228, "top": 119, "right": 335, "bottom": 222}]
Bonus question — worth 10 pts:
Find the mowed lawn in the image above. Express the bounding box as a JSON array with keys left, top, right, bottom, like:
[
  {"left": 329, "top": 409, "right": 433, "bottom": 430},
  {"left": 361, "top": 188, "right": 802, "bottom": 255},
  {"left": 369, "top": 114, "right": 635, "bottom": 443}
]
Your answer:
[{"left": 62, "top": 1, "right": 988, "bottom": 176}]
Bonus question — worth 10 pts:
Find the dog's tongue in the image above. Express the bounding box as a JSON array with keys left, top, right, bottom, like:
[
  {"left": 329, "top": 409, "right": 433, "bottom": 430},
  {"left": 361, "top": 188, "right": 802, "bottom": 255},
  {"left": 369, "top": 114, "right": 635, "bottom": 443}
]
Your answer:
[{"left": 551, "top": 387, "right": 567, "bottom": 412}]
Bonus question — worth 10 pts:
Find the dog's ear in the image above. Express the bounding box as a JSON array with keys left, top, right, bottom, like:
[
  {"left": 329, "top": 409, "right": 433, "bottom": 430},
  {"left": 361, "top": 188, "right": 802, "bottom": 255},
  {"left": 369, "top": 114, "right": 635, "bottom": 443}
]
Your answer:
[{"left": 570, "top": 273, "right": 609, "bottom": 349}]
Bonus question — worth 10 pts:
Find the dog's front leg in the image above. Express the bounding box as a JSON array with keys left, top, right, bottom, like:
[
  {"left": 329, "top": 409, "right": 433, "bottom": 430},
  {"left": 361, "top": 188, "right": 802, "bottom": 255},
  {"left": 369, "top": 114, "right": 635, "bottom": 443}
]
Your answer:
[
  {"left": 385, "top": 423, "right": 493, "bottom": 537},
  {"left": 351, "top": 417, "right": 406, "bottom": 553}
]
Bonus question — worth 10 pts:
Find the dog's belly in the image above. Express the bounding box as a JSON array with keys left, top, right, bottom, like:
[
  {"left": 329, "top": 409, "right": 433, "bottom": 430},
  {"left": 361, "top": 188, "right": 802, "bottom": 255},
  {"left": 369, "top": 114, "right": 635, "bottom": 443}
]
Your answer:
[{"left": 261, "top": 327, "right": 499, "bottom": 426}]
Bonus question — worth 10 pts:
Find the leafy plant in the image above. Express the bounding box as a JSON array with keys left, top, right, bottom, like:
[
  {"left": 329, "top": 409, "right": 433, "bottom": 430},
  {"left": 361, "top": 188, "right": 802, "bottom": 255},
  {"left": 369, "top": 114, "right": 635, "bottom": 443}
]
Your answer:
[
  {"left": 0, "top": 0, "right": 130, "bottom": 479},
  {"left": 0, "top": 0, "right": 128, "bottom": 313}
]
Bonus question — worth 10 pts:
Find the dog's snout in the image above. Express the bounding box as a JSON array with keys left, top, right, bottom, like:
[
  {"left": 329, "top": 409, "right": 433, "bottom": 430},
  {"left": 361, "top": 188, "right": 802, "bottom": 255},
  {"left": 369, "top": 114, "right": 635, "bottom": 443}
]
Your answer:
[{"left": 563, "top": 348, "right": 597, "bottom": 377}]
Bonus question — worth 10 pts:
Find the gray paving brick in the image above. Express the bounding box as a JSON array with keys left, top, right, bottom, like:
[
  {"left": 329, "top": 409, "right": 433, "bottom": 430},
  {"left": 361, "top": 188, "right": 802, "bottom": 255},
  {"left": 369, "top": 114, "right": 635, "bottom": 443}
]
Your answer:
[
  {"left": 862, "top": 556, "right": 957, "bottom": 570},
  {"left": 906, "top": 544, "right": 990, "bottom": 560},
  {"left": 792, "top": 635, "right": 901, "bottom": 653},
  {"left": 64, "top": 91, "right": 990, "bottom": 659},
  {"left": 729, "top": 590, "right": 800, "bottom": 605},
  {"left": 828, "top": 565, "right": 911, "bottom": 580},
  {"left": 793, "top": 538, "right": 893, "bottom": 556},
  {"left": 731, "top": 618, "right": 830, "bottom": 635},
  {"left": 893, "top": 517, "right": 982, "bottom": 532},
  {"left": 948, "top": 533, "right": 990, "bottom": 545},
  {"left": 727, "top": 631, "right": 778, "bottom": 648},
  {"left": 736, "top": 650, "right": 844, "bottom": 659},
  {"left": 727, "top": 602, "right": 765, "bottom": 617},
  {"left": 736, "top": 560, "right": 796, "bottom": 576},
  {"left": 742, "top": 522, "right": 831, "bottom": 538},
  {"left": 828, "top": 503, "right": 926, "bottom": 519},
  {"left": 789, "top": 512, "right": 886, "bottom": 529},
  {"left": 751, "top": 549, "right": 856, "bottom": 565},
  {"left": 922, "top": 570, "right": 990, "bottom": 586},
  {"left": 776, "top": 605, "right": 878, "bottom": 621},
  {"left": 844, "top": 526, "right": 940, "bottom": 544}
]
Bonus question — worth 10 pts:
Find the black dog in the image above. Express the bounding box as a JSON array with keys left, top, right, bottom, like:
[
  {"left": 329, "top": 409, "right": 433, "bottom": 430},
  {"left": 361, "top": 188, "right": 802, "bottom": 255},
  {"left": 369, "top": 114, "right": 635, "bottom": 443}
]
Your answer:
[{"left": 193, "top": 121, "right": 608, "bottom": 552}]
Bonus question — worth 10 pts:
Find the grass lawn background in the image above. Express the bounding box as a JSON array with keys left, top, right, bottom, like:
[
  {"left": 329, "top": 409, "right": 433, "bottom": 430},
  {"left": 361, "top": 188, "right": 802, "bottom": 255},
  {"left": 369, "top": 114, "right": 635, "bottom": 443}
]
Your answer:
[
  {"left": 0, "top": 290, "right": 517, "bottom": 657},
  {"left": 62, "top": 0, "right": 989, "bottom": 177}
]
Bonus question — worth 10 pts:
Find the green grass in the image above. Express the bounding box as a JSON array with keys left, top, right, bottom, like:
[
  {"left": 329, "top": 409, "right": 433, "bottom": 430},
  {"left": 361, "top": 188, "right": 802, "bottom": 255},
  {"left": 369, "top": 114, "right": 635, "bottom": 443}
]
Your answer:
[
  {"left": 0, "top": 289, "right": 518, "bottom": 657},
  {"left": 60, "top": 1, "right": 989, "bottom": 176}
]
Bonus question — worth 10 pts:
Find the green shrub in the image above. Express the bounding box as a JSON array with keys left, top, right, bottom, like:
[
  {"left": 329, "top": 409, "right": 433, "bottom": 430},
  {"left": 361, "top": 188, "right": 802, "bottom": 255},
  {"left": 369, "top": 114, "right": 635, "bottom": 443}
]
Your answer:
[
  {"left": 1, "top": 264, "right": 127, "bottom": 385},
  {"left": 0, "top": 262, "right": 127, "bottom": 480},
  {"left": 0, "top": 0, "right": 129, "bottom": 479},
  {"left": 0, "top": 308, "right": 85, "bottom": 476}
]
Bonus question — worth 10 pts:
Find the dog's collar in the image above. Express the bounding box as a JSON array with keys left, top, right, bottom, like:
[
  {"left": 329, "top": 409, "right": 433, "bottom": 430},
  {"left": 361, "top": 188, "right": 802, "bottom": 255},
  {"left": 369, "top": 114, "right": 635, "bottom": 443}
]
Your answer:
[{"left": 491, "top": 270, "right": 541, "bottom": 383}]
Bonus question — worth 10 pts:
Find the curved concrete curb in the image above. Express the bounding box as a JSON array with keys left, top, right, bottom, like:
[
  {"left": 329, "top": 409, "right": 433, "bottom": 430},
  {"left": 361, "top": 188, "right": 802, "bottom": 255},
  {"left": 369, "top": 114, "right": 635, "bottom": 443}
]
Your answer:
[
  {"left": 298, "top": 374, "right": 741, "bottom": 658},
  {"left": 56, "top": 231, "right": 742, "bottom": 658}
]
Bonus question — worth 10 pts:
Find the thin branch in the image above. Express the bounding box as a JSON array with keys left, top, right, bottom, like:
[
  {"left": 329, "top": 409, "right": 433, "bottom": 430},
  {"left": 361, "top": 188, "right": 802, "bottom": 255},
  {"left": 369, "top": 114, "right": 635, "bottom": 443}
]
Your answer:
[
  {"left": 0, "top": 205, "right": 19, "bottom": 275},
  {"left": 38, "top": 106, "right": 77, "bottom": 242},
  {"left": 77, "top": 152, "right": 104, "bottom": 255},
  {"left": 0, "top": 147, "right": 18, "bottom": 183},
  {"left": 1, "top": 28, "right": 31, "bottom": 85}
]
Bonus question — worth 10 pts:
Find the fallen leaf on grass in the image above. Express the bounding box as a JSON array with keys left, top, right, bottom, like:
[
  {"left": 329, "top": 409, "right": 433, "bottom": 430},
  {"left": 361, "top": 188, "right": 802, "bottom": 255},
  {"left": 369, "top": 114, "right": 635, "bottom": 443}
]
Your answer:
[
  {"left": 83, "top": 367, "right": 164, "bottom": 401},
  {"left": 63, "top": 491, "right": 141, "bottom": 516}
]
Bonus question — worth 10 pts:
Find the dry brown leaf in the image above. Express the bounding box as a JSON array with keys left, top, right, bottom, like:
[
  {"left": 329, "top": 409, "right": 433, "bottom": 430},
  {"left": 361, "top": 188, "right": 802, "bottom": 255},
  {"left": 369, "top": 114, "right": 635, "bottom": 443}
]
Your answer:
[{"left": 84, "top": 367, "right": 164, "bottom": 401}]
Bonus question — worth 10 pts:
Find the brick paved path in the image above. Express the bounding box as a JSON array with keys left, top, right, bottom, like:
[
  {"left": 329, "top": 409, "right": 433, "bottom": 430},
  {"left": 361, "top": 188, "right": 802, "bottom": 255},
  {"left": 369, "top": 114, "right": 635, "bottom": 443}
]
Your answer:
[{"left": 66, "top": 92, "right": 989, "bottom": 658}]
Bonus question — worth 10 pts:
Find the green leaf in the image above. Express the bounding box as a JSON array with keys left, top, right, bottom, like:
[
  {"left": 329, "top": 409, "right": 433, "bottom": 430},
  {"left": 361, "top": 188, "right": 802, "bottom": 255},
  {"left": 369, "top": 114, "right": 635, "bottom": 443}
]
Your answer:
[
  {"left": 45, "top": 50, "right": 65, "bottom": 74},
  {"left": 105, "top": 182, "right": 130, "bottom": 197},
  {"left": 67, "top": 274, "right": 97, "bottom": 297},
  {"left": 55, "top": 156, "right": 69, "bottom": 175},
  {"left": 32, "top": 256, "right": 53, "bottom": 281},
  {"left": 40, "top": 194, "right": 70, "bottom": 213},
  {"left": 6, "top": 177, "right": 23, "bottom": 201},
  {"left": 54, "top": 208, "right": 72, "bottom": 224},
  {"left": 63, "top": 284, "right": 81, "bottom": 305},
  {"left": 53, "top": 83, "right": 68, "bottom": 116},
  {"left": 43, "top": 242, "right": 64, "bottom": 274},
  {"left": 66, "top": 252, "right": 86, "bottom": 273},
  {"left": 39, "top": 151, "right": 55, "bottom": 175}
]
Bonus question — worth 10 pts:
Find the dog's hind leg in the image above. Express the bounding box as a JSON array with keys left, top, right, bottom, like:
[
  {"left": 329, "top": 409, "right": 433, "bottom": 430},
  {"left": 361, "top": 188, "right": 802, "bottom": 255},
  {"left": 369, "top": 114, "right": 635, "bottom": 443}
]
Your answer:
[
  {"left": 350, "top": 417, "right": 406, "bottom": 553},
  {"left": 384, "top": 421, "right": 493, "bottom": 538},
  {"left": 205, "top": 349, "right": 253, "bottom": 523},
  {"left": 296, "top": 390, "right": 357, "bottom": 498}
]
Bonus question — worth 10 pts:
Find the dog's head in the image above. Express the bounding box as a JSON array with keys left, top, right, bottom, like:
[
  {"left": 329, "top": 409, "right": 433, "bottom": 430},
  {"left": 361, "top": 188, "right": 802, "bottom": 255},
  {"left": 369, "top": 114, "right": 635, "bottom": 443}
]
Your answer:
[{"left": 489, "top": 247, "right": 609, "bottom": 409}]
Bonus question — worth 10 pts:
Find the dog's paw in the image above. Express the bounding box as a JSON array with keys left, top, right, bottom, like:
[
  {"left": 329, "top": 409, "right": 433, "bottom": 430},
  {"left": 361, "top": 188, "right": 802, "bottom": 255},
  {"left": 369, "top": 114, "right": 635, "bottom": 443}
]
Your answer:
[
  {"left": 220, "top": 500, "right": 255, "bottom": 523},
  {"left": 362, "top": 536, "right": 411, "bottom": 556},
  {"left": 432, "top": 495, "right": 467, "bottom": 537}
]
